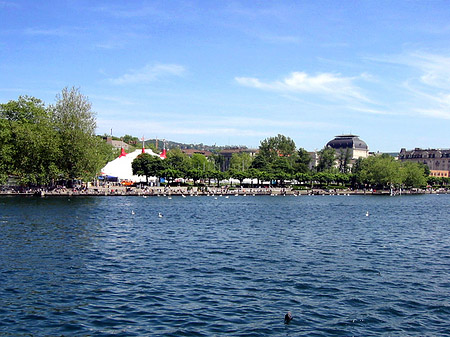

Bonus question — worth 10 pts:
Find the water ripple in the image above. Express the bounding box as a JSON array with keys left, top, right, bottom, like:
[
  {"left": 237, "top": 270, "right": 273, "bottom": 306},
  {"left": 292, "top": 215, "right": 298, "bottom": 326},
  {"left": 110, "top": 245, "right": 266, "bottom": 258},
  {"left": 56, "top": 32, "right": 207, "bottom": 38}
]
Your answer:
[{"left": 0, "top": 195, "right": 449, "bottom": 336}]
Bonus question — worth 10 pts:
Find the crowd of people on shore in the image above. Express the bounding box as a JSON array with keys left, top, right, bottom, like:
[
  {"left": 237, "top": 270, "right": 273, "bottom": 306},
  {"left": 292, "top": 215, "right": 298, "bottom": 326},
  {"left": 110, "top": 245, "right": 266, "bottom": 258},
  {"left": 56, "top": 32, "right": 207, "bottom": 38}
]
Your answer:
[{"left": 1, "top": 184, "right": 448, "bottom": 196}]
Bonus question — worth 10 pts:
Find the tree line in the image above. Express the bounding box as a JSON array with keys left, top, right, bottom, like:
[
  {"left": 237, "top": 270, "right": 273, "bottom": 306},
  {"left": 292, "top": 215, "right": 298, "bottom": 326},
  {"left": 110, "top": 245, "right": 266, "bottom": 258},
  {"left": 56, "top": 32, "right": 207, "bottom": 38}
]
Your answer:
[{"left": 133, "top": 134, "right": 443, "bottom": 190}]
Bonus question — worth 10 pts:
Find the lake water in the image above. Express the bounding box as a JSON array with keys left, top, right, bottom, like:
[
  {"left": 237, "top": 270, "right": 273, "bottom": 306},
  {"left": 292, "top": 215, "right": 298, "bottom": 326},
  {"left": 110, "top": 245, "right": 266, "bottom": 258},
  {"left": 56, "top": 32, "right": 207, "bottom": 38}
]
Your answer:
[{"left": 0, "top": 194, "right": 449, "bottom": 336}]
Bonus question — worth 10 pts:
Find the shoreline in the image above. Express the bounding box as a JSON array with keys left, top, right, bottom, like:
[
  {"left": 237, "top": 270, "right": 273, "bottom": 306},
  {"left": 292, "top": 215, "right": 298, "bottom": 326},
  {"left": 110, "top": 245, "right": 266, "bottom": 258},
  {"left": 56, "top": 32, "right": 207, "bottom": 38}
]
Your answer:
[{"left": 1, "top": 186, "right": 447, "bottom": 197}]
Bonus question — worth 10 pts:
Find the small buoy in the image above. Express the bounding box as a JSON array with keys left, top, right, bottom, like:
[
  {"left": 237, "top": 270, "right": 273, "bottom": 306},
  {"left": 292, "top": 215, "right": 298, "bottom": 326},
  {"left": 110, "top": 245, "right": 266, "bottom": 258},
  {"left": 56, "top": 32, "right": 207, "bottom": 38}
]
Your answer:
[
  {"left": 158, "top": 212, "right": 163, "bottom": 218},
  {"left": 366, "top": 211, "right": 369, "bottom": 217},
  {"left": 284, "top": 311, "right": 293, "bottom": 324},
  {"left": 131, "top": 210, "right": 135, "bottom": 215}
]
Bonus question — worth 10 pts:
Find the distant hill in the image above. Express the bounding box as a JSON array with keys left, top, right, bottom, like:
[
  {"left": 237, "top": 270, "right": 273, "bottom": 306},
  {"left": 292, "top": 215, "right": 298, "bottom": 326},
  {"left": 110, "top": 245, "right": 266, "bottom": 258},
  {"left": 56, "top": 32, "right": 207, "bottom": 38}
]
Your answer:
[
  {"left": 102, "top": 134, "right": 252, "bottom": 153},
  {"left": 143, "top": 139, "right": 250, "bottom": 153}
]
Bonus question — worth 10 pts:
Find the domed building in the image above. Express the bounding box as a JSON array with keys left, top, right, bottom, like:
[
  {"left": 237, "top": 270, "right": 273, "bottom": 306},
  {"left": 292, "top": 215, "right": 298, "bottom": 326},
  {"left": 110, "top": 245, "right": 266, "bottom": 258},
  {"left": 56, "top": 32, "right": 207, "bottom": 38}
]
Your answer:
[{"left": 326, "top": 134, "right": 369, "bottom": 160}]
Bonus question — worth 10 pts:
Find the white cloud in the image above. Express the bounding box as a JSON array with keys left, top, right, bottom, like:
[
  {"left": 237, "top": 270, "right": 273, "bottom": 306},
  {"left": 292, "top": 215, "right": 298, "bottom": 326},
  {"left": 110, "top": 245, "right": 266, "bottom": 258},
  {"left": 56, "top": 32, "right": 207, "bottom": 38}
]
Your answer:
[
  {"left": 410, "top": 90, "right": 450, "bottom": 119},
  {"left": 96, "top": 113, "right": 338, "bottom": 142},
  {"left": 93, "top": 5, "right": 162, "bottom": 18},
  {"left": 24, "top": 27, "right": 74, "bottom": 37},
  {"left": 109, "top": 64, "right": 185, "bottom": 85},
  {"left": 379, "top": 52, "right": 450, "bottom": 119},
  {"left": 0, "top": 1, "right": 19, "bottom": 8},
  {"left": 348, "top": 106, "right": 394, "bottom": 116},
  {"left": 89, "top": 94, "right": 135, "bottom": 106},
  {"left": 416, "top": 108, "right": 450, "bottom": 120},
  {"left": 97, "top": 118, "right": 268, "bottom": 138},
  {"left": 413, "top": 53, "right": 450, "bottom": 89},
  {"left": 95, "top": 40, "right": 126, "bottom": 50},
  {"left": 235, "top": 71, "right": 370, "bottom": 103}
]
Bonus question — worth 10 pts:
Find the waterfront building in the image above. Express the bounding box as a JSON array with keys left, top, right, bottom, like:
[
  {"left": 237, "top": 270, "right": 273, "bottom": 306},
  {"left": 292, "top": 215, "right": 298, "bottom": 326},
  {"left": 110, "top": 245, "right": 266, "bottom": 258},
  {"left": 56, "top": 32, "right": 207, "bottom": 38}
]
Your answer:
[
  {"left": 430, "top": 170, "right": 449, "bottom": 178},
  {"left": 308, "top": 151, "right": 319, "bottom": 170},
  {"left": 326, "top": 134, "right": 369, "bottom": 160},
  {"left": 322, "top": 134, "right": 369, "bottom": 172},
  {"left": 399, "top": 148, "right": 450, "bottom": 176}
]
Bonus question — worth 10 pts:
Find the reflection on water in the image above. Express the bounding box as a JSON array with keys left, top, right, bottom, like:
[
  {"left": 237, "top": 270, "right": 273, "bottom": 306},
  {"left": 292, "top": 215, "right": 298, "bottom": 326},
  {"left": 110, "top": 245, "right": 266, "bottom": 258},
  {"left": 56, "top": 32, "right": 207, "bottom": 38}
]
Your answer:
[{"left": 1, "top": 195, "right": 449, "bottom": 336}]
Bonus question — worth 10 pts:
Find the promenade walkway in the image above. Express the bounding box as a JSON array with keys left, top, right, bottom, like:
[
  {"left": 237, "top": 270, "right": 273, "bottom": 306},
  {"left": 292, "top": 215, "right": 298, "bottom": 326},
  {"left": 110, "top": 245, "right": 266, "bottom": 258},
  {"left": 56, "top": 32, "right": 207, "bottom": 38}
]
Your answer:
[{"left": 0, "top": 186, "right": 441, "bottom": 196}]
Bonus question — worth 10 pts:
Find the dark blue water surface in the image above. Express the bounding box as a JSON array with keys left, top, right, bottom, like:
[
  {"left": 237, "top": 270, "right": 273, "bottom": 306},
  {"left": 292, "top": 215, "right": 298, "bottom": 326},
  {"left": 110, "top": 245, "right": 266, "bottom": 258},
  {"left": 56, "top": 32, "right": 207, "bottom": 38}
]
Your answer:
[{"left": 1, "top": 194, "right": 449, "bottom": 336}]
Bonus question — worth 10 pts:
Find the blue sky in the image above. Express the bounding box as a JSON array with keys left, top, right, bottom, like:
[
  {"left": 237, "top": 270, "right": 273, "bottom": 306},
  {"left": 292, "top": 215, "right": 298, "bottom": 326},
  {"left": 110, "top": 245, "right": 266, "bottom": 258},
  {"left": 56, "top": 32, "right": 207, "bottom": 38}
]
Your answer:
[{"left": 1, "top": 1, "right": 450, "bottom": 151}]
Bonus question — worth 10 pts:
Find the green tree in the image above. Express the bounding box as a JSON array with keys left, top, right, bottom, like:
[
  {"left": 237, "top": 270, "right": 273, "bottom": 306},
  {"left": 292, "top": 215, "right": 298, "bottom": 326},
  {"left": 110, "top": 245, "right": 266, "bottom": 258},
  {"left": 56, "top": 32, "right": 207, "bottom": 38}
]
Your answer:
[
  {"left": 166, "top": 148, "right": 190, "bottom": 176},
  {"left": 209, "top": 153, "right": 224, "bottom": 172},
  {"left": 313, "top": 172, "right": 334, "bottom": 187},
  {"left": 229, "top": 169, "right": 247, "bottom": 186},
  {"left": 132, "top": 153, "right": 166, "bottom": 183},
  {"left": 95, "top": 136, "right": 116, "bottom": 167},
  {"left": 51, "top": 87, "right": 102, "bottom": 181},
  {"left": 427, "top": 176, "right": 439, "bottom": 187},
  {"left": 229, "top": 152, "right": 253, "bottom": 171},
  {"left": 259, "top": 134, "right": 296, "bottom": 161},
  {"left": 0, "top": 118, "right": 12, "bottom": 183},
  {"left": 401, "top": 162, "right": 427, "bottom": 188},
  {"left": 336, "top": 148, "right": 351, "bottom": 173},
  {"left": 209, "top": 169, "right": 225, "bottom": 187},
  {"left": 160, "top": 168, "right": 182, "bottom": 184},
  {"left": 0, "top": 96, "right": 61, "bottom": 185},
  {"left": 190, "top": 153, "right": 211, "bottom": 171},
  {"left": 294, "top": 172, "right": 311, "bottom": 185},
  {"left": 247, "top": 168, "right": 261, "bottom": 186},
  {"left": 316, "top": 147, "right": 336, "bottom": 172},
  {"left": 122, "top": 134, "right": 138, "bottom": 145},
  {"left": 186, "top": 168, "right": 204, "bottom": 185},
  {"left": 270, "top": 156, "right": 294, "bottom": 185},
  {"left": 358, "top": 154, "right": 403, "bottom": 189},
  {"left": 253, "top": 134, "right": 300, "bottom": 184},
  {"left": 294, "top": 148, "right": 311, "bottom": 173},
  {"left": 250, "top": 154, "right": 270, "bottom": 171}
]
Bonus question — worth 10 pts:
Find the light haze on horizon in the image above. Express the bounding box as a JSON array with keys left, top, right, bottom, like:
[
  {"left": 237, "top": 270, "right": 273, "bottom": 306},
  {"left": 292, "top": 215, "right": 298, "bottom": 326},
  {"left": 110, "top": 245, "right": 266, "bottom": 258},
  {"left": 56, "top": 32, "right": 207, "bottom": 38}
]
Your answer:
[{"left": 1, "top": 1, "right": 450, "bottom": 152}]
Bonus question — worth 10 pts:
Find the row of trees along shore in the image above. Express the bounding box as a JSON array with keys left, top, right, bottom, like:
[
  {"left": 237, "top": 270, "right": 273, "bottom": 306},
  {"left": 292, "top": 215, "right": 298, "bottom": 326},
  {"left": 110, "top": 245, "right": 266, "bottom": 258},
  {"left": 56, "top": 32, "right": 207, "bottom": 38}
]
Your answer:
[
  {"left": 1, "top": 90, "right": 447, "bottom": 190},
  {"left": 133, "top": 134, "right": 447, "bottom": 190}
]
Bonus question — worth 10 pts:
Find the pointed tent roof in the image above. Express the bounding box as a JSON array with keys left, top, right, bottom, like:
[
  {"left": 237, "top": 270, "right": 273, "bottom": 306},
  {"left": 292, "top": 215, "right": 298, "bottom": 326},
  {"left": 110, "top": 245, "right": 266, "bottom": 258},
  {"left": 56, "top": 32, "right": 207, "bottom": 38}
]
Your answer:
[
  {"left": 160, "top": 148, "right": 167, "bottom": 159},
  {"left": 119, "top": 147, "right": 128, "bottom": 158}
]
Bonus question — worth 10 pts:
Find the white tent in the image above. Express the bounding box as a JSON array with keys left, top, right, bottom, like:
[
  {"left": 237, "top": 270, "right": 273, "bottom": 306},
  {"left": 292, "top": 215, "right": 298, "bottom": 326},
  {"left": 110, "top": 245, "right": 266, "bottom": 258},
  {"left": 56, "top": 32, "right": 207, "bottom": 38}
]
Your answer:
[{"left": 101, "top": 149, "right": 161, "bottom": 183}]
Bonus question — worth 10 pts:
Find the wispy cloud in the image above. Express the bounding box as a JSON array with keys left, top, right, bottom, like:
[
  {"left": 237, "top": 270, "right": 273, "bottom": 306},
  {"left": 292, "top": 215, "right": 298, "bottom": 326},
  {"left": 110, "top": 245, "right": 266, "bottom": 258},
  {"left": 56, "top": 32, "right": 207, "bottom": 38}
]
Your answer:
[
  {"left": 0, "top": 1, "right": 20, "bottom": 9},
  {"left": 236, "top": 71, "right": 370, "bottom": 103},
  {"left": 89, "top": 94, "right": 135, "bottom": 106},
  {"left": 95, "top": 40, "right": 126, "bottom": 50},
  {"left": 256, "top": 34, "right": 301, "bottom": 44},
  {"left": 93, "top": 4, "right": 162, "bottom": 18},
  {"left": 109, "top": 64, "right": 186, "bottom": 85},
  {"left": 412, "top": 53, "right": 450, "bottom": 89},
  {"left": 372, "top": 51, "right": 450, "bottom": 119},
  {"left": 347, "top": 106, "right": 394, "bottom": 116},
  {"left": 406, "top": 84, "right": 450, "bottom": 119},
  {"left": 97, "top": 112, "right": 339, "bottom": 142},
  {"left": 23, "top": 27, "right": 76, "bottom": 37},
  {"left": 97, "top": 118, "right": 269, "bottom": 139}
]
